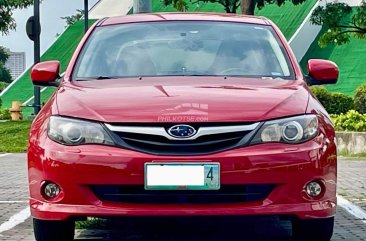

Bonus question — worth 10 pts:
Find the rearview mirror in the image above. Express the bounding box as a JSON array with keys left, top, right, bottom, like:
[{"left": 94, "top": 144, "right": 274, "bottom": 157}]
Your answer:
[
  {"left": 307, "top": 59, "right": 339, "bottom": 86},
  {"left": 31, "top": 61, "right": 60, "bottom": 86}
]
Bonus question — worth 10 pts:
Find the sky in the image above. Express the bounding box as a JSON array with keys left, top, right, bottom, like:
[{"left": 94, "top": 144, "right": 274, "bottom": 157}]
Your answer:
[{"left": 0, "top": 0, "right": 99, "bottom": 68}]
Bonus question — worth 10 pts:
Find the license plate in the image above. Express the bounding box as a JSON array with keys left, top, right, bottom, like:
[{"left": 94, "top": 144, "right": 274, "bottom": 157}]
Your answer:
[{"left": 145, "top": 163, "right": 220, "bottom": 190}]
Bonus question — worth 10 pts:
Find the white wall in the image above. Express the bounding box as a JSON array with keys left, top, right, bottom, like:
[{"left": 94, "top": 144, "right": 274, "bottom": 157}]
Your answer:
[
  {"left": 288, "top": 0, "right": 323, "bottom": 62},
  {"left": 288, "top": 0, "right": 363, "bottom": 62},
  {"left": 89, "top": 0, "right": 133, "bottom": 18},
  {"left": 338, "top": 0, "right": 363, "bottom": 6}
]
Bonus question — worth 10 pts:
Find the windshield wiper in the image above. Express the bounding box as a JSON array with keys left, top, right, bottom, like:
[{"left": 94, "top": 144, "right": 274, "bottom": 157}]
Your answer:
[
  {"left": 96, "top": 76, "right": 113, "bottom": 80},
  {"left": 75, "top": 76, "right": 120, "bottom": 81}
]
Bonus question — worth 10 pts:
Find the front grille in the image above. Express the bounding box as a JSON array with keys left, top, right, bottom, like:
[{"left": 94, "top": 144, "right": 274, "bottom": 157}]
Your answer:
[
  {"left": 91, "top": 185, "right": 275, "bottom": 204},
  {"left": 118, "top": 131, "right": 248, "bottom": 155},
  {"left": 106, "top": 123, "right": 260, "bottom": 155}
]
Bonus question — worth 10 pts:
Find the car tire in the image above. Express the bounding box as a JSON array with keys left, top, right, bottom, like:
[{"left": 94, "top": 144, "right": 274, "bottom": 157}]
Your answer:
[
  {"left": 33, "top": 218, "right": 75, "bottom": 241},
  {"left": 292, "top": 217, "right": 334, "bottom": 241}
]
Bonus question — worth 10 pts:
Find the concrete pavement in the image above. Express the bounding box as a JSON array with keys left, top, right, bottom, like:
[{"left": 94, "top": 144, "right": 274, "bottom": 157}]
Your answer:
[{"left": 338, "top": 158, "right": 366, "bottom": 204}]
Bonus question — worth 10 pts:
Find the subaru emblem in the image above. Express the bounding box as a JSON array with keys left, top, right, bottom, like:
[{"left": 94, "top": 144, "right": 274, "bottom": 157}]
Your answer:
[{"left": 168, "top": 125, "right": 197, "bottom": 139}]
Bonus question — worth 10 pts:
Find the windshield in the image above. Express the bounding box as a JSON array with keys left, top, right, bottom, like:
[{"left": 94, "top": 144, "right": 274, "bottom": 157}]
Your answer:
[{"left": 73, "top": 21, "right": 294, "bottom": 80}]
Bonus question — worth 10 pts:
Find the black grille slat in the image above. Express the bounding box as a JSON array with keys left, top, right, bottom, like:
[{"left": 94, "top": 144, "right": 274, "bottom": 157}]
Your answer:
[
  {"left": 119, "top": 131, "right": 247, "bottom": 144},
  {"left": 91, "top": 185, "right": 275, "bottom": 204},
  {"left": 110, "top": 125, "right": 253, "bottom": 155},
  {"left": 121, "top": 136, "right": 243, "bottom": 147},
  {"left": 121, "top": 137, "right": 241, "bottom": 155}
]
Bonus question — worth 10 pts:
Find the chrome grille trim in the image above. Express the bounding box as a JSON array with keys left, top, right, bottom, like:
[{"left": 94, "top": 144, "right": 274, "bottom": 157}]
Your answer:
[{"left": 105, "top": 123, "right": 260, "bottom": 140}]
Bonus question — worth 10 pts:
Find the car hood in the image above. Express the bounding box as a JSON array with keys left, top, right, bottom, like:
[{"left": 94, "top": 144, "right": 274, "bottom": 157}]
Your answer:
[{"left": 56, "top": 77, "right": 309, "bottom": 123}]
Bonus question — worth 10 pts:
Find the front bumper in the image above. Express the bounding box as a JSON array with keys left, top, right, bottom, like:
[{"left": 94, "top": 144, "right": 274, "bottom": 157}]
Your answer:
[{"left": 28, "top": 136, "right": 337, "bottom": 221}]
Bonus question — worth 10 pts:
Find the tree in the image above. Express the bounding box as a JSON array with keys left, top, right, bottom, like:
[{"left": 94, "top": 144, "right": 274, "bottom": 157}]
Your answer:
[
  {"left": 0, "top": 0, "right": 33, "bottom": 34},
  {"left": 241, "top": 0, "right": 255, "bottom": 15},
  {"left": 310, "top": 1, "right": 366, "bottom": 47},
  {"left": 61, "top": 9, "right": 85, "bottom": 27},
  {"left": 0, "top": 0, "right": 33, "bottom": 85},
  {"left": 242, "top": 0, "right": 308, "bottom": 15},
  {"left": 0, "top": 47, "right": 12, "bottom": 84},
  {"left": 0, "top": 81, "right": 8, "bottom": 93},
  {"left": 0, "top": 47, "right": 10, "bottom": 63},
  {"left": 163, "top": 0, "right": 308, "bottom": 15},
  {"left": 162, "top": 0, "right": 239, "bottom": 13},
  {"left": 0, "top": 64, "right": 12, "bottom": 84}
]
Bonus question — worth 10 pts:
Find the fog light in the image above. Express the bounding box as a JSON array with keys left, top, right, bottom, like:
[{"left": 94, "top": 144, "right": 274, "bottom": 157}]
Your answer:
[
  {"left": 43, "top": 182, "right": 61, "bottom": 199},
  {"left": 306, "top": 181, "right": 322, "bottom": 197}
]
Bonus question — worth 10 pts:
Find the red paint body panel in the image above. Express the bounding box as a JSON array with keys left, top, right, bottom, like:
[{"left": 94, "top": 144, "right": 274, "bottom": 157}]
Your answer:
[
  {"left": 56, "top": 78, "right": 309, "bottom": 123},
  {"left": 31, "top": 61, "right": 60, "bottom": 84},
  {"left": 101, "top": 12, "right": 270, "bottom": 27},
  {"left": 28, "top": 129, "right": 336, "bottom": 220},
  {"left": 308, "top": 59, "right": 339, "bottom": 82},
  {"left": 28, "top": 13, "right": 337, "bottom": 222}
]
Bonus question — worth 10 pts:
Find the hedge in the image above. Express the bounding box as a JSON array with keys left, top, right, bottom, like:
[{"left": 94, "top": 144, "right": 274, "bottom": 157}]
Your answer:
[
  {"left": 354, "top": 84, "right": 366, "bottom": 114},
  {"left": 310, "top": 86, "right": 354, "bottom": 114},
  {"left": 331, "top": 110, "right": 366, "bottom": 132}
]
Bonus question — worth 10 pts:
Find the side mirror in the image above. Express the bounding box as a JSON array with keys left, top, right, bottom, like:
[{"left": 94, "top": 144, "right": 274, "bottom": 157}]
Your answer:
[
  {"left": 31, "top": 61, "right": 60, "bottom": 86},
  {"left": 307, "top": 59, "right": 339, "bottom": 86}
]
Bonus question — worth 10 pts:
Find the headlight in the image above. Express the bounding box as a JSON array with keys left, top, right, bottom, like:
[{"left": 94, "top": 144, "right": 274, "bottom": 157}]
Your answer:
[
  {"left": 48, "top": 116, "right": 115, "bottom": 146},
  {"left": 250, "top": 115, "right": 318, "bottom": 144}
]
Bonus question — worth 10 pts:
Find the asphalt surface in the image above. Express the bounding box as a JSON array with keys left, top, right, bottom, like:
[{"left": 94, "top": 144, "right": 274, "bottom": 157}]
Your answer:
[{"left": 1, "top": 153, "right": 366, "bottom": 241}]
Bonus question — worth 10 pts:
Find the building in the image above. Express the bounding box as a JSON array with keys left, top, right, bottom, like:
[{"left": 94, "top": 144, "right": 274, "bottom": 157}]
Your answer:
[{"left": 5, "top": 49, "right": 26, "bottom": 80}]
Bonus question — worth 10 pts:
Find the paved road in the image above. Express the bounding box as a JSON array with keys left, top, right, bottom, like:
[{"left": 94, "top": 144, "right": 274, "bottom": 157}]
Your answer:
[
  {"left": 1, "top": 154, "right": 366, "bottom": 241},
  {"left": 338, "top": 158, "right": 366, "bottom": 208}
]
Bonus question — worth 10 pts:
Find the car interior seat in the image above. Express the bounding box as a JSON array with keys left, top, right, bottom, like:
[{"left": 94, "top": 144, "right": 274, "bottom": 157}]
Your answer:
[{"left": 112, "top": 45, "right": 157, "bottom": 77}]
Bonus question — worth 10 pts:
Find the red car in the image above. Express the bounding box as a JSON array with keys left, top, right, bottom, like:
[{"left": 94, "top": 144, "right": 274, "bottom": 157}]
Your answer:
[{"left": 29, "top": 13, "right": 339, "bottom": 241}]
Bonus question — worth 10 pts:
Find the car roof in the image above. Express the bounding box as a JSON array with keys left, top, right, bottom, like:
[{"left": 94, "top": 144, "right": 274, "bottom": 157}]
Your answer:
[{"left": 99, "top": 12, "right": 271, "bottom": 27}]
